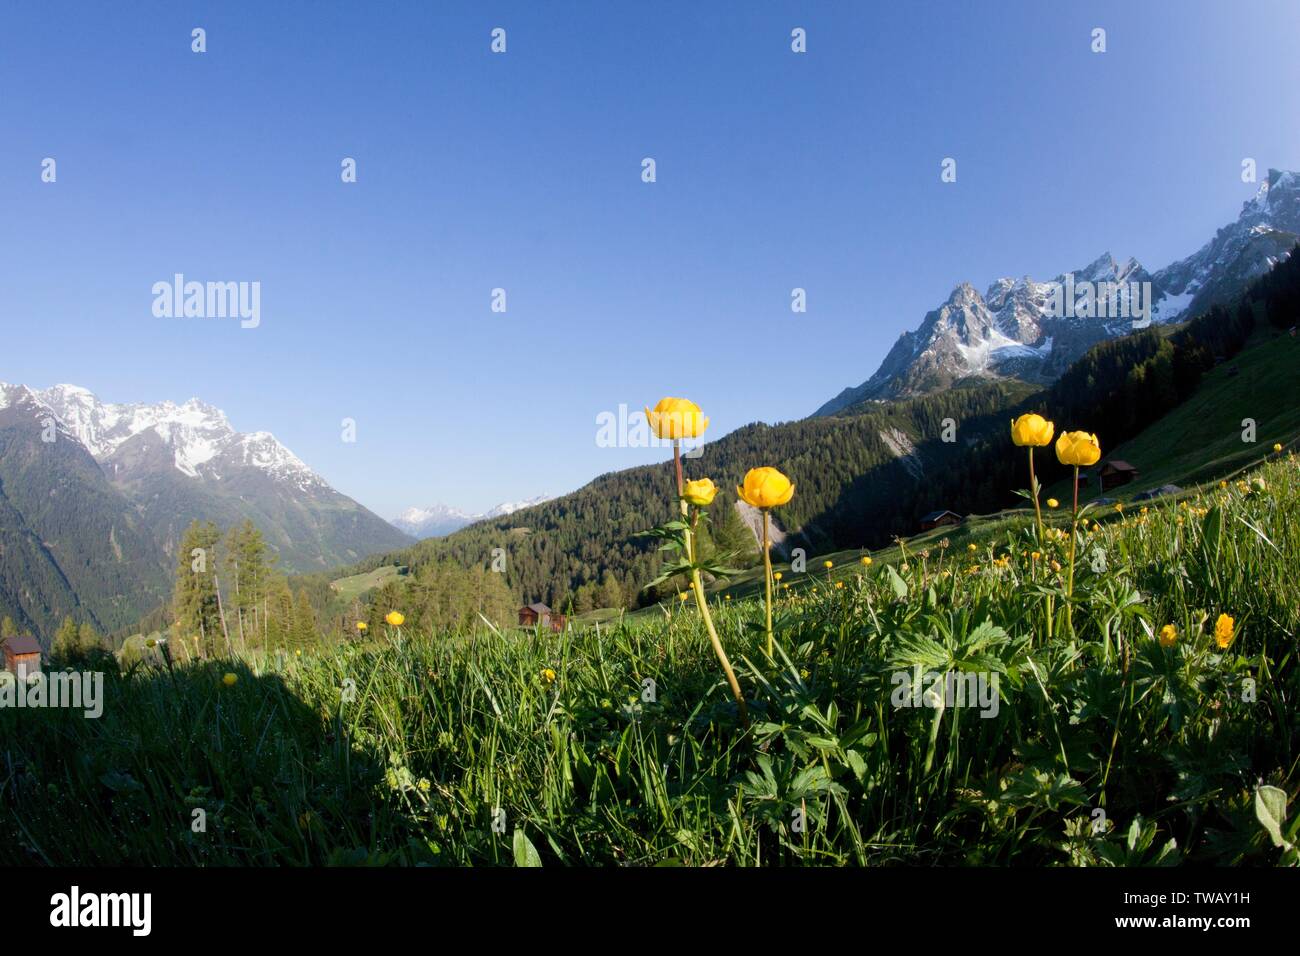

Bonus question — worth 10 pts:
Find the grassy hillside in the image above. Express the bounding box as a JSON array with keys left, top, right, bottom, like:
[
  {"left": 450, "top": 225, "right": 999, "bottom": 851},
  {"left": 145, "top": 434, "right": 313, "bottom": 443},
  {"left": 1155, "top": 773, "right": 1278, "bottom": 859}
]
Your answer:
[
  {"left": 1052, "top": 328, "right": 1300, "bottom": 503},
  {"left": 4, "top": 454, "right": 1297, "bottom": 865}
]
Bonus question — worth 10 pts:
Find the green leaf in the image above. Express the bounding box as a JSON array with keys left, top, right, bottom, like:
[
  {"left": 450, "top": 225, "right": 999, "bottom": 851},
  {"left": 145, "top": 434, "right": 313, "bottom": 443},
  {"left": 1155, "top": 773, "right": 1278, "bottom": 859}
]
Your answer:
[
  {"left": 886, "top": 565, "right": 909, "bottom": 600},
  {"left": 513, "top": 829, "right": 543, "bottom": 867},
  {"left": 1202, "top": 505, "right": 1223, "bottom": 560},
  {"left": 1255, "top": 785, "right": 1290, "bottom": 848}
]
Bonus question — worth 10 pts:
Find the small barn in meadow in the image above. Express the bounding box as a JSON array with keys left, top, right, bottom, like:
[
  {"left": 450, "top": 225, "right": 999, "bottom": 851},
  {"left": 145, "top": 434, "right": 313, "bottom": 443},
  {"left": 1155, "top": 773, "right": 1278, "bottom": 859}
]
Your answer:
[
  {"left": 2, "top": 635, "right": 43, "bottom": 679},
  {"left": 518, "top": 603, "right": 566, "bottom": 632},
  {"left": 919, "top": 510, "right": 962, "bottom": 532},
  {"left": 1098, "top": 460, "right": 1139, "bottom": 492}
]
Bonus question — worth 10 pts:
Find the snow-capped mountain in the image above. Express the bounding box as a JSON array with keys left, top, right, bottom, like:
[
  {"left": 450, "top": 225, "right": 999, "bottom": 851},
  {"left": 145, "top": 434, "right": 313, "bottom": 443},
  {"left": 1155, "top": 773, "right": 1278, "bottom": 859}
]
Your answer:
[
  {"left": 815, "top": 169, "right": 1300, "bottom": 415},
  {"left": 0, "top": 382, "right": 412, "bottom": 571},
  {"left": 394, "top": 494, "right": 553, "bottom": 538},
  {"left": 33, "top": 384, "right": 326, "bottom": 490}
]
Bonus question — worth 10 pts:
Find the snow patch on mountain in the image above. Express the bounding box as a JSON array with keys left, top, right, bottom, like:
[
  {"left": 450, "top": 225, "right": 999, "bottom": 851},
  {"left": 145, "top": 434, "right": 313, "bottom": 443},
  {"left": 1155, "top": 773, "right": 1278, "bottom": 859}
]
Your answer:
[
  {"left": 815, "top": 170, "right": 1300, "bottom": 415},
  {"left": 393, "top": 494, "right": 554, "bottom": 538},
  {"left": 24, "top": 384, "right": 327, "bottom": 489}
]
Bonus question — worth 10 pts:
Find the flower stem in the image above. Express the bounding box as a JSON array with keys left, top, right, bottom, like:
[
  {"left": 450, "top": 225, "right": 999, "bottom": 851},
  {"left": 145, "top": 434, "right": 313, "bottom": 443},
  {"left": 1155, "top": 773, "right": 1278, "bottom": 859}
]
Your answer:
[
  {"left": 1066, "top": 465, "right": 1079, "bottom": 636},
  {"left": 692, "top": 566, "right": 748, "bottom": 728},
  {"left": 675, "top": 439, "right": 747, "bottom": 728},
  {"left": 762, "top": 509, "right": 774, "bottom": 658},
  {"left": 1028, "top": 447, "right": 1044, "bottom": 543},
  {"left": 1030, "top": 447, "right": 1053, "bottom": 640}
]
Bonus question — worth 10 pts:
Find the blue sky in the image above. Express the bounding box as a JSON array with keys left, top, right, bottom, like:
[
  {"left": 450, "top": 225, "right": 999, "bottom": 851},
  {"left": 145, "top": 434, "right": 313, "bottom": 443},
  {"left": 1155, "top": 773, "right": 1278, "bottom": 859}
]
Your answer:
[{"left": 3, "top": 0, "right": 1299, "bottom": 518}]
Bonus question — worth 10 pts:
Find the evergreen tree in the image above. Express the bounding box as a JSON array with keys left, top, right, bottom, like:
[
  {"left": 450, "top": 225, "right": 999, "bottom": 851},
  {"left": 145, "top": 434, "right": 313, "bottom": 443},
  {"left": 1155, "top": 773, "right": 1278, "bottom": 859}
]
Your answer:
[
  {"left": 294, "top": 588, "right": 318, "bottom": 647},
  {"left": 52, "top": 616, "right": 80, "bottom": 659},
  {"left": 78, "top": 621, "right": 103, "bottom": 654},
  {"left": 597, "top": 571, "right": 623, "bottom": 610},
  {"left": 173, "top": 520, "right": 223, "bottom": 657},
  {"left": 224, "top": 520, "right": 270, "bottom": 648}
]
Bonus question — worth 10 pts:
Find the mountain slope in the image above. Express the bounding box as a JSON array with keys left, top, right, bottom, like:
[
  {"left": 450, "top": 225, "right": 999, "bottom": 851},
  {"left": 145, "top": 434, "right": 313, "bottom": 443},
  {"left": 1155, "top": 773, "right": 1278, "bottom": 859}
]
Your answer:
[
  {"left": 816, "top": 169, "right": 1300, "bottom": 414},
  {"left": 30, "top": 385, "right": 413, "bottom": 571},
  {"left": 393, "top": 495, "right": 554, "bottom": 538},
  {"left": 0, "top": 385, "right": 169, "bottom": 641}
]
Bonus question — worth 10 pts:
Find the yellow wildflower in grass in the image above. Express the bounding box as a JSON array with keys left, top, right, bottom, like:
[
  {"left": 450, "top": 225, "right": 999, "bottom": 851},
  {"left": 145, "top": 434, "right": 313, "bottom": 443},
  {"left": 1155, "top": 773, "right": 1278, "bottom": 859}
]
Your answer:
[
  {"left": 385, "top": 611, "right": 405, "bottom": 627},
  {"left": 222, "top": 673, "right": 238, "bottom": 687},
  {"left": 737, "top": 466, "right": 794, "bottom": 661},
  {"left": 968, "top": 543, "right": 978, "bottom": 553},
  {"left": 356, "top": 621, "right": 367, "bottom": 632},
  {"left": 644, "top": 397, "right": 709, "bottom": 440},
  {"left": 1214, "top": 613, "right": 1235, "bottom": 649},
  {"left": 736, "top": 467, "right": 795, "bottom": 509},
  {"left": 1013, "top": 414, "right": 1056, "bottom": 547},
  {"left": 1159, "top": 624, "right": 1178, "bottom": 648},
  {"left": 1047, "top": 498, "right": 1059, "bottom": 509},
  {"left": 823, "top": 560, "right": 833, "bottom": 570},
  {"left": 682, "top": 477, "right": 718, "bottom": 507},
  {"left": 725, "top": 594, "right": 732, "bottom": 601},
  {"left": 1030, "top": 551, "right": 1041, "bottom": 561},
  {"left": 678, "top": 591, "right": 689, "bottom": 602},
  {"left": 835, "top": 581, "right": 844, "bottom": 589},
  {"left": 1274, "top": 443, "right": 1283, "bottom": 453},
  {"left": 541, "top": 668, "right": 557, "bottom": 684},
  {"left": 773, "top": 571, "right": 783, "bottom": 581},
  {"left": 1055, "top": 431, "right": 1101, "bottom": 467},
  {"left": 1114, "top": 503, "right": 1124, "bottom": 513},
  {"left": 1219, "top": 480, "right": 1228, "bottom": 489},
  {"left": 1011, "top": 413, "right": 1055, "bottom": 447},
  {"left": 860, "top": 555, "right": 872, "bottom": 566}
]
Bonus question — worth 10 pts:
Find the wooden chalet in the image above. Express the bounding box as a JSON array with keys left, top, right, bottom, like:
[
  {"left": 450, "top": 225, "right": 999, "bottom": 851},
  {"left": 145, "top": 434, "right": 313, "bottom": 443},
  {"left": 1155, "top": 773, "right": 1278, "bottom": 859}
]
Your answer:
[
  {"left": 2, "top": 635, "right": 42, "bottom": 679},
  {"left": 1098, "top": 460, "right": 1139, "bottom": 492},
  {"left": 919, "top": 509, "right": 962, "bottom": 532},
  {"left": 519, "top": 602, "right": 565, "bottom": 632}
]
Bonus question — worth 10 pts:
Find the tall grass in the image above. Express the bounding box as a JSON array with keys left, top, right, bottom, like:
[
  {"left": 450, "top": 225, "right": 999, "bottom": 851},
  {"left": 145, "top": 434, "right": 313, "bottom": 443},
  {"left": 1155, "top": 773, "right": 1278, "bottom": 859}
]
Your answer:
[{"left": 3, "top": 456, "right": 1298, "bottom": 866}]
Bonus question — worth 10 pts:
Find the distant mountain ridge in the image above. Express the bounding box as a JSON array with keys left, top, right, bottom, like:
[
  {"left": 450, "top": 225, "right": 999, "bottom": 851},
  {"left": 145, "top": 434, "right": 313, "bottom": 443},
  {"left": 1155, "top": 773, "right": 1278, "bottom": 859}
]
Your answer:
[
  {"left": 393, "top": 495, "right": 554, "bottom": 538},
  {"left": 815, "top": 169, "right": 1300, "bottom": 415},
  {"left": 0, "top": 382, "right": 412, "bottom": 615}
]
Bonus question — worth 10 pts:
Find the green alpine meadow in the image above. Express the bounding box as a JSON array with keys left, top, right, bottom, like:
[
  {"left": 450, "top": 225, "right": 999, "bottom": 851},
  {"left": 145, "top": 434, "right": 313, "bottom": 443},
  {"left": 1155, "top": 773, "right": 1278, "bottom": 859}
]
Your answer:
[{"left": 3, "top": 439, "right": 1297, "bottom": 866}]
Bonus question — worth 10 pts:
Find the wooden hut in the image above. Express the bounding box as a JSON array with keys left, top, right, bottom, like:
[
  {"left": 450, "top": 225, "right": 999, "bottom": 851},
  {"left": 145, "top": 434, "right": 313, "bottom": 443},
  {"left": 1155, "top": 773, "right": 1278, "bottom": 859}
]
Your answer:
[
  {"left": 2, "top": 635, "right": 42, "bottom": 679},
  {"left": 919, "top": 509, "right": 962, "bottom": 532},
  {"left": 1098, "top": 460, "right": 1139, "bottom": 492},
  {"left": 518, "top": 603, "right": 566, "bottom": 632}
]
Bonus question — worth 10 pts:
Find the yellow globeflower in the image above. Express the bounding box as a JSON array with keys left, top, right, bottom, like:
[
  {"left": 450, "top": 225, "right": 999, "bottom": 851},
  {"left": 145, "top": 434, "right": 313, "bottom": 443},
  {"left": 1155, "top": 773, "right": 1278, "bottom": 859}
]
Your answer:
[
  {"left": 644, "top": 397, "right": 709, "bottom": 440},
  {"left": 823, "top": 560, "right": 833, "bottom": 570},
  {"left": 835, "top": 581, "right": 844, "bottom": 589},
  {"left": 1214, "top": 613, "right": 1235, "bottom": 649},
  {"left": 860, "top": 556, "right": 872, "bottom": 566},
  {"left": 541, "top": 668, "right": 557, "bottom": 684},
  {"left": 682, "top": 478, "right": 718, "bottom": 507},
  {"left": 385, "top": 611, "right": 405, "bottom": 627},
  {"left": 1011, "top": 413, "right": 1055, "bottom": 447},
  {"left": 356, "top": 621, "right": 368, "bottom": 632},
  {"left": 222, "top": 672, "right": 238, "bottom": 687},
  {"left": 736, "top": 466, "right": 795, "bottom": 509},
  {"left": 1159, "top": 624, "right": 1178, "bottom": 647},
  {"left": 773, "top": 571, "right": 783, "bottom": 581},
  {"left": 1047, "top": 498, "right": 1059, "bottom": 509},
  {"left": 1055, "top": 431, "right": 1102, "bottom": 467},
  {"left": 1274, "top": 443, "right": 1283, "bottom": 453}
]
